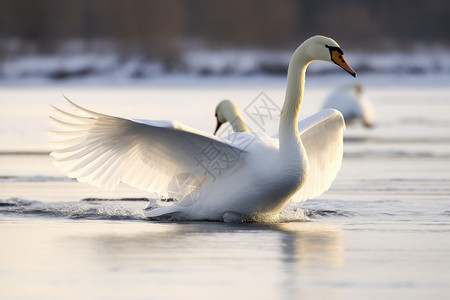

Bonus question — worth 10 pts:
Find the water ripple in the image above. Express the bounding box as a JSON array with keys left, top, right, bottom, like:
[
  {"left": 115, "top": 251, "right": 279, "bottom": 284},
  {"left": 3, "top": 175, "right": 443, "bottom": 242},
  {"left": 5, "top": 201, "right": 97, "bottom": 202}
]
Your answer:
[{"left": 0, "top": 198, "right": 148, "bottom": 221}]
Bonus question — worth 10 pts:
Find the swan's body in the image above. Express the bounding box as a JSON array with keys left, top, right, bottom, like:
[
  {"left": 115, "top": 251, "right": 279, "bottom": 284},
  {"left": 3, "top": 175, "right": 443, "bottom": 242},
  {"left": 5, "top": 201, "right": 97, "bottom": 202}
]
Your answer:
[
  {"left": 322, "top": 84, "right": 374, "bottom": 127},
  {"left": 49, "top": 35, "right": 355, "bottom": 221}
]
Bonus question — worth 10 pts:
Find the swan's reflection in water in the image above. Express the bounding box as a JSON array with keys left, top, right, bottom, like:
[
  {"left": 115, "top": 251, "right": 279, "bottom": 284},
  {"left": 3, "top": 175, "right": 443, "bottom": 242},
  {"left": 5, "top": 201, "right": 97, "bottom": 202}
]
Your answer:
[
  {"left": 73, "top": 220, "right": 343, "bottom": 298},
  {"left": 274, "top": 222, "right": 343, "bottom": 267},
  {"left": 85, "top": 221, "right": 343, "bottom": 267}
]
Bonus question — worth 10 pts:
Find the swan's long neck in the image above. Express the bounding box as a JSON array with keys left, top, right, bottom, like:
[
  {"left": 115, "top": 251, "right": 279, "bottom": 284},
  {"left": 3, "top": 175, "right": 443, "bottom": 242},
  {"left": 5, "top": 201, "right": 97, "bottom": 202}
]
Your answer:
[
  {"left": 230, "top": 115, "right": 249, "bottom": 133},
  {"left": 279, "top": 45, "right": 310, "bottom": 157}
]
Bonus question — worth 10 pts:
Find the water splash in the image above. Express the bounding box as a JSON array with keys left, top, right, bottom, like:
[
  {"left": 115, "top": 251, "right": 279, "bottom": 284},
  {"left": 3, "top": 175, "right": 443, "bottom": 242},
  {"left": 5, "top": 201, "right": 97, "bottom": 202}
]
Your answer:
[{"left": 0, "top": 198, "right": 148, "bottom": 221}]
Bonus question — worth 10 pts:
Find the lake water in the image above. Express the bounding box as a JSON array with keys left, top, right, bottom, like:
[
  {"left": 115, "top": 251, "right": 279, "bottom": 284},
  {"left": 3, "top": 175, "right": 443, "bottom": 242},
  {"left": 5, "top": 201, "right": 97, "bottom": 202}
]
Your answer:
[{"left": 1, "top": 75, "right": 450, "bottom": 299}]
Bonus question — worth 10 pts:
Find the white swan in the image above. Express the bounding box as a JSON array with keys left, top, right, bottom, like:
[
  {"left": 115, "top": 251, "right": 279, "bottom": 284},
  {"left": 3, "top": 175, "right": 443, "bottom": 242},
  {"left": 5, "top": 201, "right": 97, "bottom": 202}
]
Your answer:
[
  {"left": 214, "top": 99, "right": 250, "bottom": 134},
  {"left": 49, "top": 35, "right": 356, "bottom": 221},
  {"left": 322, "top": 83, "right": 374, "bottom": 127}
]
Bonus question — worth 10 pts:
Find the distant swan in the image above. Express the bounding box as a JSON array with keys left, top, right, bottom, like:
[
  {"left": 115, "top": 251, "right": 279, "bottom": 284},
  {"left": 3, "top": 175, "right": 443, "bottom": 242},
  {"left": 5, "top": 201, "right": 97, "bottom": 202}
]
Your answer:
[
  {"left": 214, "top": 99, "right": 250, "bottom": 134},
  {"left": 49, "top": 35, "right": 356, "bottom": 221},
  {"left": 322, "top": 83, "right": 374, "bottom": 127}
]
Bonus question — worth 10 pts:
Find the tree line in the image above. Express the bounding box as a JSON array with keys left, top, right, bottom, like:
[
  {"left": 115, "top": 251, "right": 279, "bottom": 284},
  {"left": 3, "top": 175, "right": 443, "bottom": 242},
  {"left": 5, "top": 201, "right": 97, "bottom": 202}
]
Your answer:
[{"left": 0, "top": 0, "right": 449, "bottom": 58}]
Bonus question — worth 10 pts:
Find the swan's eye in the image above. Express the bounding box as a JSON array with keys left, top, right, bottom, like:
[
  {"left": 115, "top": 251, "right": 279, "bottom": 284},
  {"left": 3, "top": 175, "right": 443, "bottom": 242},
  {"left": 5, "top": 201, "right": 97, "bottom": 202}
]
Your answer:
[{"left": 325, "top": 45, "right": 344, "bottom": 55}]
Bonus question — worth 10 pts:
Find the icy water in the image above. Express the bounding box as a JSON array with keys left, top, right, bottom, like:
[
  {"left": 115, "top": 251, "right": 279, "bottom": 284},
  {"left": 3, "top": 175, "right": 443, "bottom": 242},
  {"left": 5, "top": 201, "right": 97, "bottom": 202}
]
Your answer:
[{"left": 1, "top": 76, "right": 450, "bottom": 299}]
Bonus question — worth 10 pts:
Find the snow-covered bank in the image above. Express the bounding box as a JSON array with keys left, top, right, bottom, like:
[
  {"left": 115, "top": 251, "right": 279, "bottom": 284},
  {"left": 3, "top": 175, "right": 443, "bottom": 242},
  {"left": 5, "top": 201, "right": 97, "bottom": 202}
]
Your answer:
[{"left": 1, "top": 47, "right": 450, "bottom": 84}]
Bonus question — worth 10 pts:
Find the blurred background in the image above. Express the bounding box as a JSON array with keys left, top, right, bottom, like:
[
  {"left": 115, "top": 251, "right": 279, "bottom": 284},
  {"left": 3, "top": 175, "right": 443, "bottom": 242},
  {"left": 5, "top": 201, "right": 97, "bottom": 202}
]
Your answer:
[
  {"left": 1, "top": 0, "right": 450, "bottom": 152},
  {"left": 1, "top": 0, "right": 449, "bottom": 81},
  {"left": 1, "top": 3, "right": 450, "bottom": 299}
]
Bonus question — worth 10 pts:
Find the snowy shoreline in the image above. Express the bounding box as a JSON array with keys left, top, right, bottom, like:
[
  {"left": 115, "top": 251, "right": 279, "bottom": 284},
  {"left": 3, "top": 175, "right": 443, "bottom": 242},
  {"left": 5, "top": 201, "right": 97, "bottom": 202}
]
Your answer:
[{"left": 1, "top": 47, "right": 449, "bottom": 84}]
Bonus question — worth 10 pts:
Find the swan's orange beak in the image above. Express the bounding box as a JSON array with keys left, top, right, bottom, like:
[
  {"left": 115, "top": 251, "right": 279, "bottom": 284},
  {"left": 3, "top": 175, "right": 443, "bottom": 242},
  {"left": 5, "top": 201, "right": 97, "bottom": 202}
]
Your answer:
[
  {"left": 214, "top": 118, "right": 222, "bottom": 135},
  {"left": 326, "top": 45, "right": 356, "bottom": 77}
]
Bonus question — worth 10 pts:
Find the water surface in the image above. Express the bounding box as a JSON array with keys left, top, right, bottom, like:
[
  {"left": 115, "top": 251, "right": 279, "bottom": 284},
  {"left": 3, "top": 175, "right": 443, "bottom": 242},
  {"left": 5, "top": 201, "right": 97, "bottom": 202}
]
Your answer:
[{"left": 1, "top": 77, "right": 450, "bottom": 299}]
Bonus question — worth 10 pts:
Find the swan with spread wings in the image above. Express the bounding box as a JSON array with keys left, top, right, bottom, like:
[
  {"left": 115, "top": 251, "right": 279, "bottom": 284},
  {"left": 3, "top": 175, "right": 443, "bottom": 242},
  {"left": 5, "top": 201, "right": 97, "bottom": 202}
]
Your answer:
[{"left": 49, "top": 35, "right": 356, "bottom": 221}]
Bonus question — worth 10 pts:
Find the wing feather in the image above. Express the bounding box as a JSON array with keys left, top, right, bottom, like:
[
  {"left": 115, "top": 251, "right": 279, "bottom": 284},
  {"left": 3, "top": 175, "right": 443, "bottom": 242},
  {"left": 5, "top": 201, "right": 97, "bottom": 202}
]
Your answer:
[
  {"left": 49, "top": 97, "right": 246, "bottom": 197},
  {"left": 291, "top": 108, "right": 345, "bottom": 201}
]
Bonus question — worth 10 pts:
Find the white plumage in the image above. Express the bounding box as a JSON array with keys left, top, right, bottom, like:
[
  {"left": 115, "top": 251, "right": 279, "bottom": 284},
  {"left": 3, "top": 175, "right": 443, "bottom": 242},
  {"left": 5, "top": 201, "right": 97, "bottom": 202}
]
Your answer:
[
  {"left": 214, "top": 100, "right": 345, "bottom": 202},
  {"left": 50, "top": 98, "right": 239, "bottom": 198},
  {"left": 49, "top": 35, "right": 355, "bottom": 221}
]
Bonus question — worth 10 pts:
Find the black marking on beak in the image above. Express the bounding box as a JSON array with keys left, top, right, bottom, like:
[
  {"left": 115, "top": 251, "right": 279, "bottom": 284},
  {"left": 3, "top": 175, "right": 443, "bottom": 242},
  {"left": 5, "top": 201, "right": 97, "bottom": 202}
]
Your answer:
[
  {"left": 325, "top": 45, "right": 345, "bottom": 64},
  {"left": 325, "top": 45, "right": 343, "bottom": 54}
]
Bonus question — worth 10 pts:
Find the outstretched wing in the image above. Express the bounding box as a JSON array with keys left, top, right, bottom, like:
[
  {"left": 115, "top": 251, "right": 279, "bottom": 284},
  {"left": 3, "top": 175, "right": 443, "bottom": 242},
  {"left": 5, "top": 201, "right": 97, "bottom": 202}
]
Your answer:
[
  {"left": 49, "top": 97, "right": 246, "bottom": 198},
  {"left": 291, "top": 108, "right": 345, "bottom": 201}
]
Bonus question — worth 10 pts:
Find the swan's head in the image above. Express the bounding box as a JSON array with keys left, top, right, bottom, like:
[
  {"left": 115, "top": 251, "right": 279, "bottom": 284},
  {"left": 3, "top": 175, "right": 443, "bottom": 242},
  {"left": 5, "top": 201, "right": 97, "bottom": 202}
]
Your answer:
[
  {"left": 214, "top": 100, "right": 245, "bottom": 135},
  {"left": 301, "top": 35, "right": 356, "bottom": 77}
]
